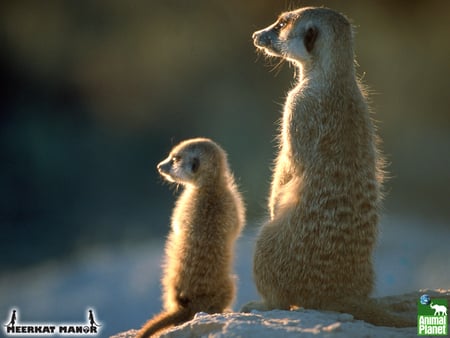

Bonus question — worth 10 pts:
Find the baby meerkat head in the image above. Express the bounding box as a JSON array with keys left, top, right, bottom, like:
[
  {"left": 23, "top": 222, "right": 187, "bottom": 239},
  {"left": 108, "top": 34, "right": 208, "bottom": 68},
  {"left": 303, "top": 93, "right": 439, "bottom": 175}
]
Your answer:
[
  {"left": 157, "top": 138, "right": 228, "bottom": 187},
  {"left": 252, "top": 7, "right": 353, "bottom": 69}
]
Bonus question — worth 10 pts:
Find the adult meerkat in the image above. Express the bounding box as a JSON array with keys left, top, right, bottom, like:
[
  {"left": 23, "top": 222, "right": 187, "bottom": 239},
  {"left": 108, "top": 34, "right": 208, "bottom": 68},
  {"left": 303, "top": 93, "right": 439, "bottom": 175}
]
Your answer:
[
  {"left": 243, "top": 7, "right": 415, "bottom": 327},
  {"left": 137, "top": 138, "right": 245, "bottom": 337}
]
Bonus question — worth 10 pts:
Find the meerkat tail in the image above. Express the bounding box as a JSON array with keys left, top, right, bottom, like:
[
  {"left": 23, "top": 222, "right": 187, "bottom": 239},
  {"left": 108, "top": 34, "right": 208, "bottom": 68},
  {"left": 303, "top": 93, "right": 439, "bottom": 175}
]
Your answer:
[
  {"left": 136, "top": 308, "right": 193, "bottom": 338},
  {"left": 327, "top": 298, "right": 416, "bottom": 328}
]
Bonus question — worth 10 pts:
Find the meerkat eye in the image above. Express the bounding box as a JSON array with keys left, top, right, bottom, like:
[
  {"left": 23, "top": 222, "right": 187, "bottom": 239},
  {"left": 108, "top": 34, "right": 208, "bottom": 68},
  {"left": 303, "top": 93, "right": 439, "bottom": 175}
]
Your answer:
[
  {"left": 274, "top": 18, "right": 288, "bottom": 31},
  {"left": 171, "top": 155, "right": 181, "bottom": 164},
  {"left": 191, "top": 157, "right": 200, "bottom": 173}
]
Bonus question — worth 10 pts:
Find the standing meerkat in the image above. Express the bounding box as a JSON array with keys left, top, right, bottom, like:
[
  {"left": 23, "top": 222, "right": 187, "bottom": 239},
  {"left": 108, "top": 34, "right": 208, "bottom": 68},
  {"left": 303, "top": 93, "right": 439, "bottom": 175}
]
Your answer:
[
  {"left": 242, "top": 7, "right": 415, "bottom": 327},
  {"left": 137, "top": 138, "right": 245, "bottom": 338}
]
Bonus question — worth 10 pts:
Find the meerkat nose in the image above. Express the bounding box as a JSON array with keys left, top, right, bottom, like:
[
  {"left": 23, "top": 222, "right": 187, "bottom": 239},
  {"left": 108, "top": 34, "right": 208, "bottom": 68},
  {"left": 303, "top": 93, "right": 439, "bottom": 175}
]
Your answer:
[
  {"left": 157, "top": 160, "right": 171, "bottom": 175},
  {"left": 253, "top": 30, "right": 272, "bottom": 48},
  {"left": 157, "top": 162, "right": 164, "bottom": 173}
]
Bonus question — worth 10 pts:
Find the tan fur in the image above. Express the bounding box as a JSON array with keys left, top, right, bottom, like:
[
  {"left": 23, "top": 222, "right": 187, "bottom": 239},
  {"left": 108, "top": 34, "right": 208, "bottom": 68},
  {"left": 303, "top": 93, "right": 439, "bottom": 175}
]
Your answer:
[
  {"left": 242, "top": 7, "right": 415, "bottom": 327},
  {"left": 137, "top": 138, "right": 245, "bottom": 337}
]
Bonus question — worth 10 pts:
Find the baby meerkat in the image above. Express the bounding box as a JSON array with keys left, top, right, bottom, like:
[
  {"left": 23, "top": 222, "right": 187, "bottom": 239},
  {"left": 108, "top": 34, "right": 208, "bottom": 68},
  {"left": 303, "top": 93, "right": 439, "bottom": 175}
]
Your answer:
[
  {"left": 137, "top": 138, "right": 245, "bottom": 338},
  {"left": 242, "top": 7, "right": 415, "bottom": 327}
]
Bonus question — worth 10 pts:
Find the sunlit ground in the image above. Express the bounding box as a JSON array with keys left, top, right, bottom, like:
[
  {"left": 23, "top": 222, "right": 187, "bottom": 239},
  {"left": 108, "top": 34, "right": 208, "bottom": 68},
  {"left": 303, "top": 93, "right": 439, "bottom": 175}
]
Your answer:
[{"left": 1, "top": 215, "right": 449, "bottom": 337}]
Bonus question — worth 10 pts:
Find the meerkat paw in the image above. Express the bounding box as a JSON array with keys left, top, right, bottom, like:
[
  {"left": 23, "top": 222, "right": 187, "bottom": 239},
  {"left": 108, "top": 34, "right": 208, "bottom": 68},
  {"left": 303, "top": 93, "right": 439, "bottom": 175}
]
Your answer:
[{"left": 240, "top": 301, "right": 271, "bottom": 312}]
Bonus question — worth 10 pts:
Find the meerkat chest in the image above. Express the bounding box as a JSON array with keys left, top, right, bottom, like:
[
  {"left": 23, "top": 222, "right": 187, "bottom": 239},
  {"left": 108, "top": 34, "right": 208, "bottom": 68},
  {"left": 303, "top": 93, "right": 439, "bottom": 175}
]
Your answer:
[
  {"left": 171, "top": 190, "right": 196, "bottom": 232},
  {"left": 283, "top": 86, "right": 323, "bottom": 152}
]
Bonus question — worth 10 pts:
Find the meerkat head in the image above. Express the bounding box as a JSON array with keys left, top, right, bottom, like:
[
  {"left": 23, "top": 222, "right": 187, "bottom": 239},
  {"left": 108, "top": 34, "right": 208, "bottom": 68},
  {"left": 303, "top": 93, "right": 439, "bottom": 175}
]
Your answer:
[
  {"left": 252, "top": 7, "right": 353, "bottom": 72},
  {"left": 157, "top": 138, "right": 228, "bottom": 187}
]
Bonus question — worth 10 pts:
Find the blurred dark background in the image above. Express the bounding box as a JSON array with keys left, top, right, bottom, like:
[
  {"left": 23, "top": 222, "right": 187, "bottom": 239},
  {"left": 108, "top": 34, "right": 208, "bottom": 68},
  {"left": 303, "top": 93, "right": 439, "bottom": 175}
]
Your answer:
[{"left": 1, "top": 0, "right": 449, "bottom": 334}]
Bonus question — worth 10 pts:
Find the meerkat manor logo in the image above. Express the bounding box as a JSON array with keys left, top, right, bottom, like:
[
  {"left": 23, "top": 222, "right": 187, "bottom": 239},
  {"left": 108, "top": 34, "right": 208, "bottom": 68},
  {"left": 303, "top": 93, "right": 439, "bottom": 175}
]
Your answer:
[
  {"left": 3, "top": 308, "right": 101, "bottom": 336},
  {"left": 418, "top": 294, "right": 448, "bottom": 336}
]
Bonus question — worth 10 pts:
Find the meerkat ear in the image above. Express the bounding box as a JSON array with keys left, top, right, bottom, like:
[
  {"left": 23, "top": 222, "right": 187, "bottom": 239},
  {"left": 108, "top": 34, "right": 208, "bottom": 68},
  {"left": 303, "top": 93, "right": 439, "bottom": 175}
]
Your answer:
[
  {"left": 304, "top": 26, "right": 318, "bottom": 53},
  {"left": 191, "top": 157, "right": 200, "bottom": 173}
]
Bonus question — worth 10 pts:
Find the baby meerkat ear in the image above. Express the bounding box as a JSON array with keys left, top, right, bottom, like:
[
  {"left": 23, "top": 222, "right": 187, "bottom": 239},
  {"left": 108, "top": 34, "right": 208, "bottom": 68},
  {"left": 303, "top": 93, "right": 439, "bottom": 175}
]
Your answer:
[
  {"left": 304, "top": 25, "right": 318, "bottom": 53},
  {"left": 191, "top": 157, "right": 200, "bottom": 173}
]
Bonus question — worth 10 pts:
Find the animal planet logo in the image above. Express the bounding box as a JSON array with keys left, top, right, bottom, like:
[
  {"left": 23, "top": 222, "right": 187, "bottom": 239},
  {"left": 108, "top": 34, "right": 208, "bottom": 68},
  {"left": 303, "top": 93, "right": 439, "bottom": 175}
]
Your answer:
[
  {"left": 3, "top": 309, "right": 101, "bottom": 336},
  {"left": 418, "top": 294, "right": 448, "bottom": 336}
]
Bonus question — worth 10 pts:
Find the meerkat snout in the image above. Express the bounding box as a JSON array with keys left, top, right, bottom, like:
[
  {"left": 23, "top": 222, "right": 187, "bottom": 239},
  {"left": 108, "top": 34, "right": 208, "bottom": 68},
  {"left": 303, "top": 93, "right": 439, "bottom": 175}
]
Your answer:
[
  {"left": 252, "top": 18, "right": 293, "bottom": 57},
  {"left": 252, "top": 30, "right": 269, "bottom": 47},
  {"left": 253, "top": 14, "right": 294, "bottom": 49},
  {"left": 252, "top": 26, "right": 281, "bottom": 50},
  {"left": 157, "top": 158, "right": 172, "bottom": 176}
]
